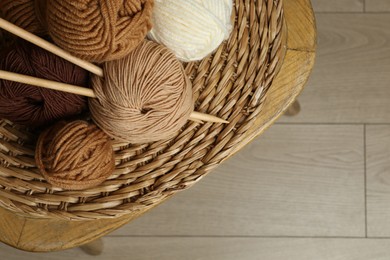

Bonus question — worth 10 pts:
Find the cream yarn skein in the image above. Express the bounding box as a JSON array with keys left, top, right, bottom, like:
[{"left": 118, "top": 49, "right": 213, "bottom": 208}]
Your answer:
[{"left": 147, "top": 0, "right": 233, "bottom": 62}]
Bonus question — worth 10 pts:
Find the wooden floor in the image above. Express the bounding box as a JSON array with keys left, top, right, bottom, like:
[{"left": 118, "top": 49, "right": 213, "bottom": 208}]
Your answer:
[{"left": 2, "top": 1, "right": 390, "bottom": 259}]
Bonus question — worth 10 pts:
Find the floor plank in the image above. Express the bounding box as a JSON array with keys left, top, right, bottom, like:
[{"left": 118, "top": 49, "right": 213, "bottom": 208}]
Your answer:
[
  {"left": 366, "top": 125, "right": 390, "bottom": 237},
  {"left": 366, "top": 0, "right": 390, "bottom": 12},
  {"left": 111, "top": 125, "right": 365, "bottom": 237},
  {"left": 4, "top": 237, "right": 390, "bottom": 260},
  {"left": 3, "top": 4, "right": 390, "bottom": 260},
  {"left": 311, "top": 0, "right": 363, "bottom": 12},
  {"left": 279, "top": 14, "right": 390, "bottom": 124}
]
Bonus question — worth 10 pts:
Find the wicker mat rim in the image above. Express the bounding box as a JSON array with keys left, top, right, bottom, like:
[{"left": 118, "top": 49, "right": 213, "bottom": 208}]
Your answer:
[{"left": 0, "top": 0, "right": 286, "bottom": 220}]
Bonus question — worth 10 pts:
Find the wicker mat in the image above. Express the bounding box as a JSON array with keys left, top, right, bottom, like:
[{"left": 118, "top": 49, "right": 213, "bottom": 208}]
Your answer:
[{"left": 0, "top": 0, "right": 286, "bottom": 220}]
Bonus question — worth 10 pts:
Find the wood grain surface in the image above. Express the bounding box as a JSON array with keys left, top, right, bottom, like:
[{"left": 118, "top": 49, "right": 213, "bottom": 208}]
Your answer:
[
  {"left": 366, "top": 0, "right": 390, "bottom": 12},
  {"left": 112, "top": 125, "right": 365, "bottom": 237},
  {"left": 0, "top": 0, "right": 316, "bottom": 253},
  {"left": 367, "top": 125, "right": 390, "bottom": 237},
  {"left": 279, "top": 13, "right": 390, "bottom": 124},
  {"left": 5, "top": 237, "right": 390, "bottom": 260},
  {"left": 0, "top": 206, "right": 25, "bottom": 247},
  {"left": 311, "top": 0, "right": 364, "bottom": 12}
]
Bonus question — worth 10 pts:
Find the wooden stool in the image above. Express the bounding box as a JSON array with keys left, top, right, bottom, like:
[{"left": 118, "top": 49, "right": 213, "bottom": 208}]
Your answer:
[{"left": 0, "top": 0, "right": 316, "bottom": 254}]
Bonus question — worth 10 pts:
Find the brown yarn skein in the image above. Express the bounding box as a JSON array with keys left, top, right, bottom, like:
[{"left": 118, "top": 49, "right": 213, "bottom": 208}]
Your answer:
[
  {"left": 46, "top": 0, "right": 154, "bottom": 63},
  {"left": 36, "top": 121, "right": 115, "bottom": 190},
  {"left": 89, "top": 40, "right": 194, "bottom": 144},
  {"left": 0, "top": 40, "right": 88, "bottom": 127},
  {"left": 0, "top": 0, "right": 47, "bottom": 35}
]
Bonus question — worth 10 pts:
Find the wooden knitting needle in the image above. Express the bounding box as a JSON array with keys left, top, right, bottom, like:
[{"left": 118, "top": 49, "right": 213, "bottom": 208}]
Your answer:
[
  {"left": 0, "top": 18, "right": 103, "bottom": 77},
  {"left": 0, "top": 70, "right": 229, "bottom": 124},
  {"left": 0, "top": 18, "right": 228, "bottom": 124}
]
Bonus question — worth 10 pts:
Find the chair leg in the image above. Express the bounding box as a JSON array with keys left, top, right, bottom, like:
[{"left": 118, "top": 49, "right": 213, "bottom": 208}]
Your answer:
[
  {"left": 284, "top": 100, "right": 301, "bottom": 116},
  {"left": 79, "top": 238, "right": 104, "bottom": 256}
]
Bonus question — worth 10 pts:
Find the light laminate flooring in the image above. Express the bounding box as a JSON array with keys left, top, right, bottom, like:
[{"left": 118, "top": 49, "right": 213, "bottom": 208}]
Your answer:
[{"left": 2, "top": 0, "right": 390, "bottom": 259}]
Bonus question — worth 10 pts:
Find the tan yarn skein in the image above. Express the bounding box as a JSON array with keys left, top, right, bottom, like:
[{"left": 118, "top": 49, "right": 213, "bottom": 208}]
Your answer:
[
  {"left": 35, "top": 121, "right": 115, "bottom": 190},
  {"left": 46, "top": 0, "right": 154, "bottom": 63},
  {"left": 89, "top": 40, "right": 194, "bottom": 144}
]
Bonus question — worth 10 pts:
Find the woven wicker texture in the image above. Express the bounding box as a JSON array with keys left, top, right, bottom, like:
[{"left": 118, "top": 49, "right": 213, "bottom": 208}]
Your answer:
[{"left": 0, "top": 0, "right": 286, "bottom": 220}]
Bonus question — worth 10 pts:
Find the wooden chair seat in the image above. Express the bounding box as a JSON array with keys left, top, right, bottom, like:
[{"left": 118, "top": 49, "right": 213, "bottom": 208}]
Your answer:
[{"left": 0, "top": 0, "right": 316, "bottom": 253}]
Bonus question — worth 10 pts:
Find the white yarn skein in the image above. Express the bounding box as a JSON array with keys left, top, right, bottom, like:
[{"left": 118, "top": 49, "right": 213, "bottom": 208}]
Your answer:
[{"left": 148, "top": 0, "right": 233, "bottom": 62}]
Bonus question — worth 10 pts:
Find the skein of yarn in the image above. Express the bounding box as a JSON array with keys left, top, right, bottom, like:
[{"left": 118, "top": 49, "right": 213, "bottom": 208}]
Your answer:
[
  {"left": 46, "top": 0, "right": 154, "bottom": 63},
  {"left": 0, "top": 40, "right": 88, "bottom": 127},
  {"left": 89, "top": 40, "right": 194, "bottom": 144},
  {"left": 35, "top": 120, "right": 115, "bottom": 190},
  {"left": 147, "top": 0, "right": 233, "bottom": 62},
  {"left": 0, "top": 0, "right": 47, "bottom": 35}
]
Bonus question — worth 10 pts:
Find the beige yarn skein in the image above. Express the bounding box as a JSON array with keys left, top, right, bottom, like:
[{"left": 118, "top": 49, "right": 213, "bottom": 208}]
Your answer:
[{"left": 89, "top": 40, "right": 194, "bottom": 144}]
